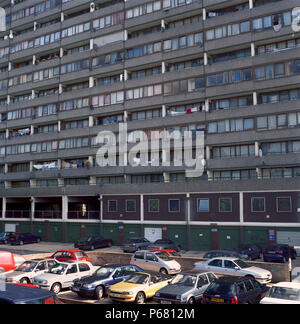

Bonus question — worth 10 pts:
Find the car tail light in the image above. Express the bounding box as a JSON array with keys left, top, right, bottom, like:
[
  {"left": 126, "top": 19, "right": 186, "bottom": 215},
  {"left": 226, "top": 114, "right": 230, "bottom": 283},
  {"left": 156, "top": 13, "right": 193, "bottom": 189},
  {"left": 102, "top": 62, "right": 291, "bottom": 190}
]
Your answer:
[
  {"left": 278, "top": 251, "right": 283, "bottom": 254},
  {"left": 202, "top": 294, "right": 206, "bottom": 302},
  {"left": 231, "top": 297, "right": 238, "bottom": 304}
]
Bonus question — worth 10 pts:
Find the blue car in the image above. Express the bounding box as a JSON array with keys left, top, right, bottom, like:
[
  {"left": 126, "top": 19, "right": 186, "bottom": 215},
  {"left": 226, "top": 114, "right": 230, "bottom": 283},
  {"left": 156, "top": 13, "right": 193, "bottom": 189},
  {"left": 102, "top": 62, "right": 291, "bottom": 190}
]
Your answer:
[
  {"left": 263, "top": 244, "right": 297, "bottom": 263},
  {"left": 71, "top": 264, "right": 144, "bottom": 299},
  {"left": 0, "top": 283, "right": 63, "bottom": 304},
  {"left": 9, "top": 233, "right": 41, "bottom": 245}
]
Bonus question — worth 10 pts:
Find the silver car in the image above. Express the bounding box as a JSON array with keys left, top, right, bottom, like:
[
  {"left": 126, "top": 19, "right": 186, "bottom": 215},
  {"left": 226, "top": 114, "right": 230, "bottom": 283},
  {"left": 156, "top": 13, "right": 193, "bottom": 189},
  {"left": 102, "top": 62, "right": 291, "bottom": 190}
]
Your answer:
[
  {"left": 194, "top": 257, "right": 272, "bottom": 284},
  {"left": 5, "top": 258, "right": 58, "bottom": 284},
  {"left": 121, "top": 237, "right": 151, "bottom": 253},
  {"left": 32, "top": 261, "right": 96, "bottom": 294},
  {"left": 130, "top": 250, "right": 181, "bottom": 275},
  {"left": 154, "top": 270, "right": 218, "bottom": 304}
]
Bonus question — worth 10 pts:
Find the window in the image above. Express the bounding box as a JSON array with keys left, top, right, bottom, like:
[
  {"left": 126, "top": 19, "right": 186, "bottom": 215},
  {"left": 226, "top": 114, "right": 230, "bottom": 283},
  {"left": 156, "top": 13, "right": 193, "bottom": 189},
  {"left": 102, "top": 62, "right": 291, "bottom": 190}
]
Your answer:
[
  {"left": 126, "top": 200, "right": 136, "bottom": 212},
  {"left": 277, "top": 197, "right": 292, "bottom": 212},
  {"left": 169, "top": 199, "right": 180, "bottom": 212},
  {"left": 149, "top": 199, "right": 159, "bottom": 212},
  {"left": 108, "top": 200, "right": 117, "bottom": 212},
  {"left": 197, "top": 199, "right": 209, "bottom": 212},
  {"left": 208, "top": 259, "right": 222, "bottom": 267},
  {"left": 251, "top": 197, "right": 266, "bottom": 212},
  {"left": 219, "top": 198, "right": 232, "bottom": 212}
]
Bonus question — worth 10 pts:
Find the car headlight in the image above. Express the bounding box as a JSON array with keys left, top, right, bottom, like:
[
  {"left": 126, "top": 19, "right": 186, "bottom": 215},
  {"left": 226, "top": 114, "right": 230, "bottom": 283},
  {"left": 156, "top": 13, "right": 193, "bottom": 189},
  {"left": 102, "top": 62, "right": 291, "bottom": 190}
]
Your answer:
[
  {"left": 83, "top": 284, "right": 93, "bottom": 289},
  {"left": 41, "top": 280, "right": 48, "bottom": 284},
  {"left": 122, "top": 291, "right": 134, "bottom": 295},
  {"left": 176, "top": 295, "right": 182, "bottom": 300},
  {"left": 155, "top": 292, "right": 160, "bottom": 297}
]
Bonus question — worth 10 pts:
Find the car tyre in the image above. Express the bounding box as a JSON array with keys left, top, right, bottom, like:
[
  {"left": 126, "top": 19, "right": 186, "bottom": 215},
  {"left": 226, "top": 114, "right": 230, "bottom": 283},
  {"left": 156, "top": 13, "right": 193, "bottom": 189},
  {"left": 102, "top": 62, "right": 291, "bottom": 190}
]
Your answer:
[
  {"left": 95, "top": 286, "right": 104, "bottom": 300},
  {"left": 19, "top": 241, "right": 24, "bottom": 246},
  {"left": 159, "top": 268, "right": 168, "bottom": 275},
  {"left": 51, "top": 282, "right": 62, "bottom": 294},
  {"left": 187, "top": 297, "right": 195, "bottom": 304},
  {"left": 90, "top": 245, "right": 95, "bottom": 251},
  {"left": 135, "top": 292, "right": 145, "bottom": 304},
  {"left": 20, "top": 277, "right": 30, "bottom": 284}
]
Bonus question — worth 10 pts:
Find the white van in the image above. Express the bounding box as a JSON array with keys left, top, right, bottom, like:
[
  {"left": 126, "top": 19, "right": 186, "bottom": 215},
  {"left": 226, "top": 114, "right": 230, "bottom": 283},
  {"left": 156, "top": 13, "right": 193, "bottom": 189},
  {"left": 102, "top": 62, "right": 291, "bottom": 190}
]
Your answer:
[{"left": 130, "top": 250, "right": 181, "bottom": 275}]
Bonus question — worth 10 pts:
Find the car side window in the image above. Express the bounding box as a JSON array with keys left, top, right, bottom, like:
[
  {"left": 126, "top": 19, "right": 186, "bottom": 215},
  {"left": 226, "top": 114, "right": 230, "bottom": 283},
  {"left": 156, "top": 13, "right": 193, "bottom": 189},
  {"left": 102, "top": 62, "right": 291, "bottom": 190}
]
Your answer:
[
  {"left": 197, "top": 275, "right": 209, "bottom": 287},
  {"left": 207, "top": 273, "right": 217, "bottom": 282},
  {"left": 208, "top": 259, "right": 222, "bottom": 267},
  {"left": 134, "top": 251, "right": 144, "bottom": 259},
  {"left": 36, "top": 262, "right": 46, "bottom": 271},
  {"left": 53, "top": 252, "right": 63, "bottom": 258},
  {"left": 63, "top": 252, "right": 72, "bottom": 259},
  {"left": 67, "top": 264, "right": 77, "bottom": 274},
  {"left": 251, "top": 279, "right": 261, "bottom": 290},
  {"left": 244, "top": 280, "right": 254, "bottom": 292},
  {"left": 236, "top": 282, "right": 246, "bottom": 295},
  {"left": 113, "top": 268, "right": 124, "bottom": 278},
  {"left": 146, "top": 253, "right": 158, "bottom": 262},
  {"left": 224, "top": 260, "right": 236, "bottom": 269},
  {"left": 124, "top": 266, "right": 137, "bottom": 275},
  {"left": 47, "top": 260, "right": 57, "bottom": 269},
  {"left": 78, "top": 263, "right": 90, "bottom": 272}
]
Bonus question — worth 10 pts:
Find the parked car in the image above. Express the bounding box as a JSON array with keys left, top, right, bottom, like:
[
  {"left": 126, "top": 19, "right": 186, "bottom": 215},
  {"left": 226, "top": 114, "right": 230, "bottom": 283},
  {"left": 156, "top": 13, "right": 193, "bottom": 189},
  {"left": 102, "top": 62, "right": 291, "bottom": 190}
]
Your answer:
[
  {"left": 147, "top": 239, "right": 181, "bottom": 252},
  {"left": 0, "top": 283, "right": 63, "bottom": 304},
  {"left": 194, "top": 257, "right": 272, "bottom": 284},
  {"left": 202, "top": 276, "right": 269, "bottom": 304},
  {"left": 0, "top": 251, "right": 25, "bottom": 273},
  {"left": 5, "top": 258, "right": 58, "bottom": 284},
  {"left": 9, "top": 233, "right": 41, "bottom": 245},
  {"left": 234, "top": 244, "right": 261, "bottom": 260},
  {"left": 49, "top": 249, "right": 90, "bottom": 262},
  {"left": 154, "top": 270, "right": 218, "bottom": 304},
  {"left": 203, "top": 250, "right": 248, "bottom": 260},
  {"left": 0, "top": 232, "right": 15, "bottom": 244},
  {"left": 32, "top": 261, "right": 96, "bottom": 294},
  {"left": 152, "top": 249, "right": 182, "bottom": 257},
  {"left": 120, "top": 237, "right": 151, "bottom": 253},
  {"left": 74, "top": 235, "right": 113, "bottom": 251},
  {"left": 71, "top": 264, "right": 143, "bottom": 299},
  {"left": 108, "top": 271, "right": 171, "bottom": 304},
  {"left": 130, "top": 250, "right": 181, "bottom": 275},
  {"left": 260, "top": 282, "right": 300, "bottom": 304},
  {"left": 263, "top": 244, "right": 297, "bottom": 263}
]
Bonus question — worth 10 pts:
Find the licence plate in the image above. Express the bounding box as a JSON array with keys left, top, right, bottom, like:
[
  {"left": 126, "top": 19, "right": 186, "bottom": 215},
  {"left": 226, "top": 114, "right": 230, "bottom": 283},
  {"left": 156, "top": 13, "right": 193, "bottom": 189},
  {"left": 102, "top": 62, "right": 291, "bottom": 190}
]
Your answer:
[
  {"left": 110, "top": 293, "right": 121, "bottom": 298},
  {"left": 161, "top": 301, "right": 172, "bottom": 304},
  {"left": 211, "top": 298, "right": 224, "bottom": 303},
  {"left": 268, "top": 251, "right": 276, "bottom": 254}
]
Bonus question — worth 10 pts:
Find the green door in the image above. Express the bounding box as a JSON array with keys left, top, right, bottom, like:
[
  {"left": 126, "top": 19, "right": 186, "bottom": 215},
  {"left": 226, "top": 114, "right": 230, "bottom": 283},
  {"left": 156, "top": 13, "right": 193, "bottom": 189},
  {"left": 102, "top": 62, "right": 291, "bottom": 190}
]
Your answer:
[
  {"left": 218, "top": 227, "right": 240, "bottom": 250},
  {"left": 33, "top": 223, "right": 46, "bottom": 241},
  {"left": 102, "top": 224, "right": 118, "bottom": 245},
  {"left": 67, "top": 224, "right": 81, "bottom": 243},
  {"left": 190, "top": 227, "right": 211, "bottom": 251},
  {"left": 167, "top": 226, "right": 187, "bottom": 250},
  {"left": 49, "top": 223, "right": 63, "bottom": 242},
  {"left": 124, "top": 225, "right": 141, "bottom": 242}
]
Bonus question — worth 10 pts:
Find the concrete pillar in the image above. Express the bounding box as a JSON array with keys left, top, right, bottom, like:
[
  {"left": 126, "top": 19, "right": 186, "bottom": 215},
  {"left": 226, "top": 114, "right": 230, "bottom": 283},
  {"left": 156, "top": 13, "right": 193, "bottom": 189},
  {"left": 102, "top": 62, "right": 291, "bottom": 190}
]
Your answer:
[
  {"left": 30, "top": 197, "right": 35, "bottom": 220},
  {"left": 207, "top": 170, "right": 213, "bottom": 181},
  {"left": 58, "top": 120, "right": 61, "bottom": 132},
  {"left": 89, "top": 116, "right": 94, "bottom": 127},
  {"left": 89, "top": 77, "right": 95, "bottom": 88},
  {"left": 31, "top": 90, "right": 35, "bottom": 100},
  {"left": 256, "top": 168, "right": 262, "bottom": 179},
  {"left": 29, "top": 161, "right": 33, "bottom": 172},
  {"left": 5, "top": 129, "right": 9, "bottom": 139},
  {"left": 162, "top": 61, "right": 166, "bottom": 74},
  {"left": 60, "top": 47, "right": 64, "bottom": 58},
  {"left": 205, "top": 99, "right": 210, "bottom": 112},
  {"left": 57, "top": 159, "right": 62, "bottom": 170},
  {"left": 8, "top": 62, "right": 11, "bottom": 71},
  {"left": 124, "top": 30, "right": 128, "bottom": 41},
  {"left": 204, "top": 53, "right": 208, "bottom": 66},
  {"left": 249, "top": 0, "right": 254, "bottom": 9},
  {"left": 163, "top": 172, "right": 170, "bottom": 183},
  {"left": 32, "top": 55, "right": 36, "bottom": 65},
  {"left": 255, "top": 141, "right": 260, "bottom": 157},
  {"left": 62, "top": 196, "right": 68, "bottom": 221},
  {"left": 124, "top": 69, "right": 128, "bottom": 81},
  {"left": 203, "top": 8, "right": 206, "bottom": 21},
  {"left": 2, "top": 197, "right": 6, "bottom": 219},
  {"left": 59, "top": 84, "right": 63, "bottom": 94},
  {"left": 251, "top": 43, "right": 255, "bottom": 57},
  {"left": 206, "top": 146, "right": 211, "bottom": 160},
  {"left": 4, "top": 164, "right": 7, "bottom": 174},
  {"left": 124, "top": 110, "right": 128, "bottom": 122},
  {"left": 253, "top": 92, "right": 258, "bottom": 106},
  {"left": 162, "top": 105, "right": 167, "bottom": 117},
  {"left": 30, "top": 125, "right": 34, "bottom": 135},
  {"left": 90, "top": 39, "right": 94, "bottom": 51},
  {"left": 61, "top": 12, "right": 64, "bottom": 22}
]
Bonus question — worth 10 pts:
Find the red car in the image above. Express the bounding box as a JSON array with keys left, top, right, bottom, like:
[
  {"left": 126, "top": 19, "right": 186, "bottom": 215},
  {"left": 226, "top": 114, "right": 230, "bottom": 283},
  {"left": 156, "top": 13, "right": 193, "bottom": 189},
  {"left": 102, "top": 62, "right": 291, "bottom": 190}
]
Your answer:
[
  {"left": 152, "top": 249, "right": 182, "bottom": 257},
  {"left": 0, "top": 251, "right": 26, "bottom": 272},
  {"left": 49, "top": 249, "right": 90, "bottom": 262}
]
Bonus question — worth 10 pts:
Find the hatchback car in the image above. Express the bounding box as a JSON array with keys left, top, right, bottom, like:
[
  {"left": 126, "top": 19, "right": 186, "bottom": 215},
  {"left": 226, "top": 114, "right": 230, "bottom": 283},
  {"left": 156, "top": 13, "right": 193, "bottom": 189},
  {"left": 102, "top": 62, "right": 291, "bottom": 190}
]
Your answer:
[
  {"left": 203, "top": 250, "right": 248, "bottom": 260},
  {"left": 5, "top": 258, "right": 58, "bottom": 284},
  {"left": 234, "top": 244, "right": 261, "bottom": 260},
  {"left": 71, "top": 264, "right": 143, "bottom": 299},
  {"left": 49, "top": 249, "right": 90, "bottom": 262},
  {"left": 32, "top": 261, "right": 96, "bottom": 294},
  {"left": 121, "top": 237, "right": 151, "bottom": 253},
  {"left": 194, "top": 257, "right": 272, "bottom": 284},
  {"left": 147, "top": 239, "right": 181, "bottom": 252},
  {"left": 9, "top": 233, "right": 41, "bottom": 245},
  {"left": 0, "top": 283, "right": 63, "bottom": 304},
  {"left": 131, "top": 250, "right": 181, "bottom": 275},
  {"left": 263, "top": 244, "right": 297, "bottom": 263},
  {"left": 202, "top": 276, "right": 269, "bottom": 304},
  {"left": 0, "top": 232, "right": 15, "bottom": 244},
  {"left": 74, "top": 235, "right": 113, "bottom": 251},
  {"left": 260, "top": 282, "right": 300, "bottom": 304},
  {"left": 152, "top": 249, "right": 182, "bottom": 257},
  {"left": 108, "top": 271, "right": 171, "bottom": 304},
  {"left": 154, "top": 270, "right": 218, "bottom": 304}
]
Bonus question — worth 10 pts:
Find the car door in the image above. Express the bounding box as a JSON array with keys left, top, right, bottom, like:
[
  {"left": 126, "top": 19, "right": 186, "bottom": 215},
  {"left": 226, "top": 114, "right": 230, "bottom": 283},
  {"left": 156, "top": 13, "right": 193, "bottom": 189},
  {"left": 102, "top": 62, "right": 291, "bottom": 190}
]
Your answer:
[
  {"left": 205, "top": 259, "right": 224, "bottom": 274},
  {"left": 236, "top": 281, "right": 247, "bottom": 304},
  {"left": 64, "top": 264, "right": 80, "bottom": 287},
  {"left": 78, "top": 263, "right": 92, "bottom": 279},
  {"left": 131, "top": 251, "right": 145, "bottom": 269},
  {"left": 244, "top": 279, "right": 258, "bottom": 303},
  {"left": 33, "top": 261, "right": 47, "bottom": 278},
  {"left": 106, "top": 267, "right": 126, "bottom": 287},
  {"left": 145, "top": 252, "right": 159, "bottom": 272},
  {"left": 195, "top": 274, "right": 210, "bottom": 301},
  {"left": 223, "top": 260, "right": 240, "bottom": 277},
  {"left": 145, "top": 273, "right": 166, "bottom": 298}
]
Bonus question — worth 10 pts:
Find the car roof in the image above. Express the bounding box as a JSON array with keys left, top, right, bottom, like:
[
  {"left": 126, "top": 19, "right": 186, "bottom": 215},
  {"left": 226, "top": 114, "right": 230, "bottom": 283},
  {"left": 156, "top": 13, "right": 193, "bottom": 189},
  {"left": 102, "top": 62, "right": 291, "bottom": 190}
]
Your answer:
[
  {"left": 273, "top": 282, "right": 300, "bottom": 289},
  {"left": 54, "top": 249, "right": 82, "bottom": 253},
  {"left": 208, "top": 257, "right": 239, "bottom": 261},
  {"left": 181, "top": 269, "right": 214, "bottom": 275},
  {"left": 205, "top": 250, "right": 237, "bottom": 253},
  {"left": 102, "top": 264, "right": 135, "bottom": 268},
  {"left": 213, "top": 276, "right": 250, "bottom": 284},
  {"left": 0, "top": 284, "right": 56, "bottom": 303}
]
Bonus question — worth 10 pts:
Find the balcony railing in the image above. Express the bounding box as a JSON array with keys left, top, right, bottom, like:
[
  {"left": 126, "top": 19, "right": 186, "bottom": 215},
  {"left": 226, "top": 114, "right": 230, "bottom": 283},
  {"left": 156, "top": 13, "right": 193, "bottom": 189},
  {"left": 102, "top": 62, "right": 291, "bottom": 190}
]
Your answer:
[
  {"left": 67, "top": 210, "right": 100, "bottom": 220},
  {"left": 5, "top": 210, "right": 30, "bottom": 218},
  {"left": 34, "top": 210, "right": 62, "bottom": 219}
]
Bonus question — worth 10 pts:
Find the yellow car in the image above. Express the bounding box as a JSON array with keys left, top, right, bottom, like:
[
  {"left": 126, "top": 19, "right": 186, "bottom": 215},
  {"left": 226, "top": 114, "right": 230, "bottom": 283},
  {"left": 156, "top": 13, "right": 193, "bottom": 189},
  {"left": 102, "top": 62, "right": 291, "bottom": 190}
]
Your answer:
[{"left": 108, "top": 271, "right": 171, "bottom": 304}]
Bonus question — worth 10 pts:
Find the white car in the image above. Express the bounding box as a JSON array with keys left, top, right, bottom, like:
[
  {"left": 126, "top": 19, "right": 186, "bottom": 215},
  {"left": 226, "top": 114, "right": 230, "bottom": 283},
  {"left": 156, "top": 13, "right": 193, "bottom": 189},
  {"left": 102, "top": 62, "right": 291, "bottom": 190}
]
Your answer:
[
  {"left": 194, "top": 257, "right": 272, "bottom": 284},
  {"left": 260, "top": 282, "right": 300, "bottom": 304},
  {"left": 130, "top": 250, "right": 181, "bottom": 275},
  {"left": 32, "top": 261, "right": 96, "bottom": 294},
  {"left": 5, "top": 258, "right": 58, "bottom": 284}
]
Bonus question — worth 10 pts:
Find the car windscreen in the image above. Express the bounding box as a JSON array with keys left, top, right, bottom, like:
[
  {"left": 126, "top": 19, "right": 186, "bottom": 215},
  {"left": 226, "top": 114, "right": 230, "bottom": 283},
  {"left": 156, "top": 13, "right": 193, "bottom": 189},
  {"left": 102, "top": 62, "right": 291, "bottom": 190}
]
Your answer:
[
  {"left": 267, "top": 286, "right": 300, "bottom": 301},
  {"left": 171, "top": 274, "right": 197, "bottom": 287},
  {"left": 206, "top": 282, "right": 235, "bottom": 297},
  {"left": 233, "top": 259, "right": 251, "bottom": 269},
  {"left": 126, "top": 274, "right": 149, "bottom": 284},
  {"left": 0, "top": 233, "right": 5, "bottom": 238},
  {"left": 78, "top": 237, "right": 93, "bottom": 242},
  {"left": 94, "top": 266, "right": 115, "bottom": 277},
  {"left": 48, "top": 263, "right": 68, "bottom": 275},
  {"left": 16, "top": 261, "right": 38, "bottom": 272},
  {"left": 129, "top": 238, "right": 142, "bottom": 243},
  {"left": 155, "top": 252, "right": 173, "bottom": 261},
  {"left": 74, "top": 252, "right": 87, "bottom": 258}
]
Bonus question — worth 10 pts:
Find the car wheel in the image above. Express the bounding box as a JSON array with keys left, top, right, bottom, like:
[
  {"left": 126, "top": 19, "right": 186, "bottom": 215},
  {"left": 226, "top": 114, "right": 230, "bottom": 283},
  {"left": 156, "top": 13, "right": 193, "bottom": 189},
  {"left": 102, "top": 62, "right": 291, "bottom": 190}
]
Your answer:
[
  {"left": 95, "top": 286, "right": 104, "bottom": 300},
  {"left": 51, "top": 282, "right": 62, "bottom": 294},
  {"left": 20, "top": 277, "right": 30, "bottom": 284},
  {"left": 19, "top": 241, "right": 24, "bottom": 246},
  {"left": 90, "top": 245, "right": 95, "bottom": 251},
  {"left": 135, "top": 292, "right": 145, "bottom": 304},
  {"left": 187, "top": 297, "right": 195, "bottom": 304},
  {"left": 160, "top": 268, "right": 168, "bottom": 275}
]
